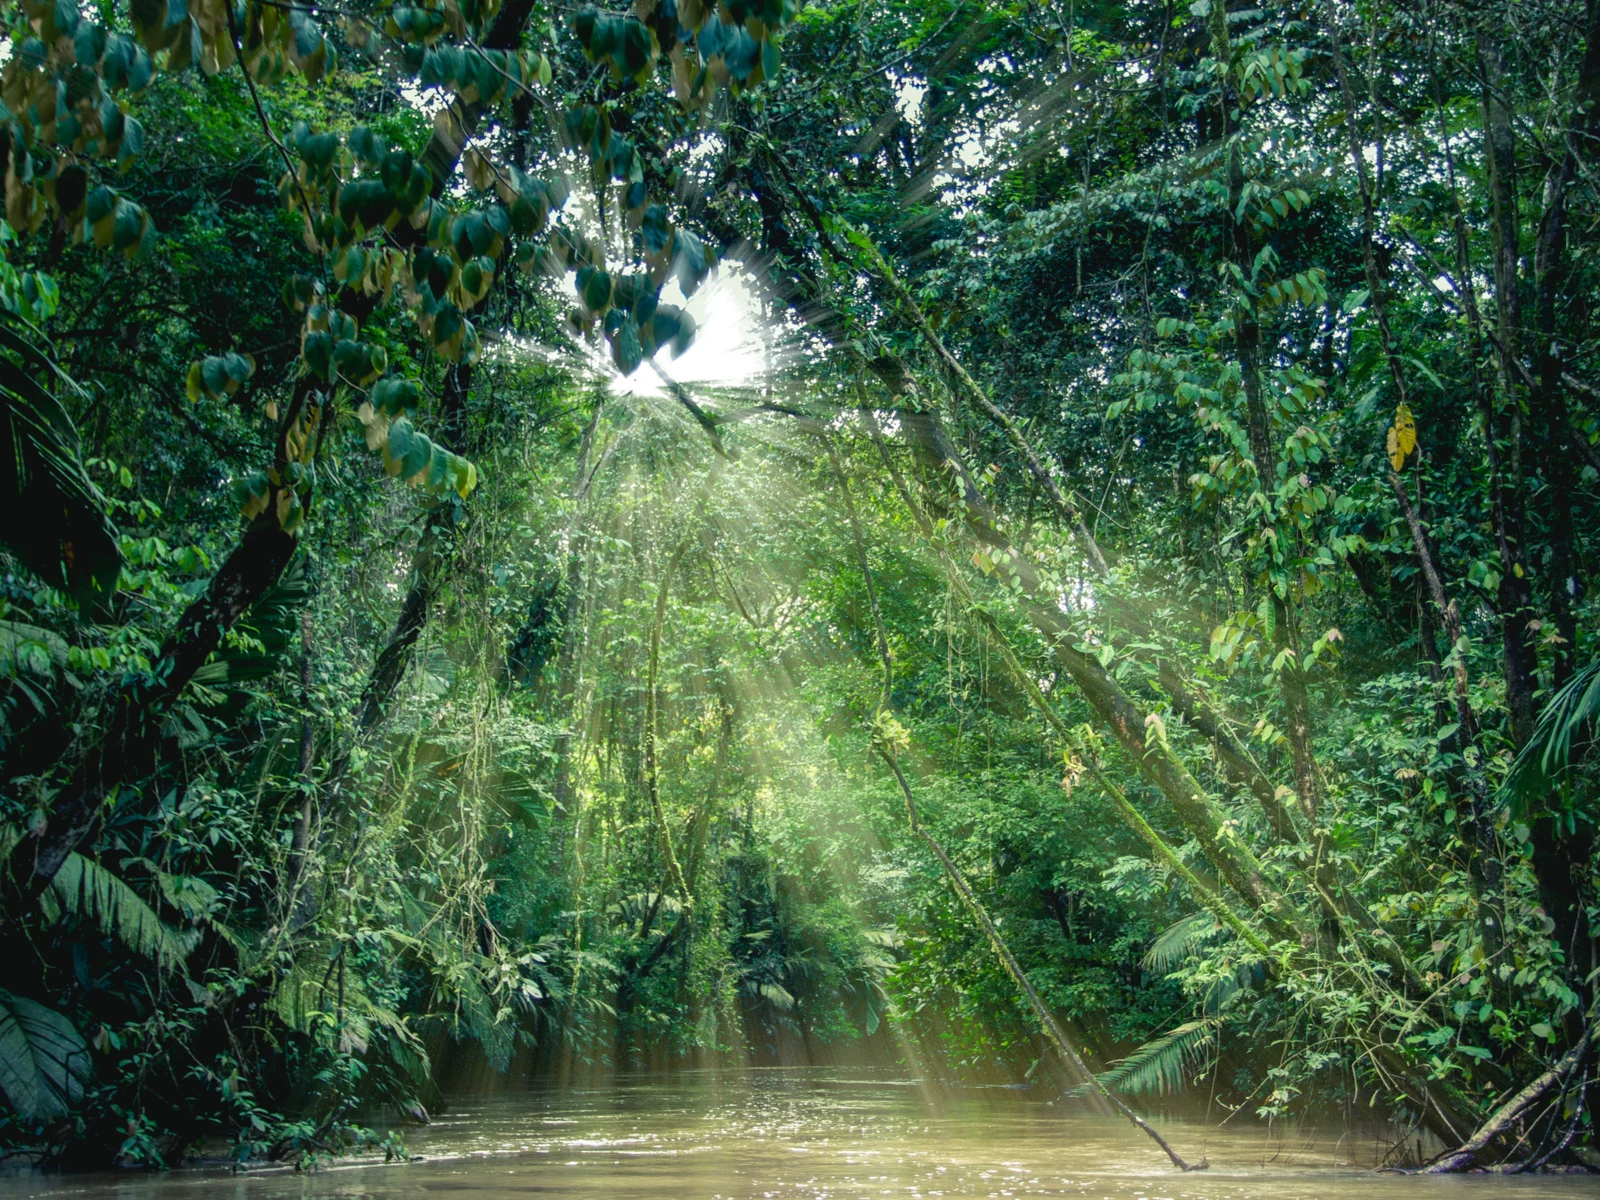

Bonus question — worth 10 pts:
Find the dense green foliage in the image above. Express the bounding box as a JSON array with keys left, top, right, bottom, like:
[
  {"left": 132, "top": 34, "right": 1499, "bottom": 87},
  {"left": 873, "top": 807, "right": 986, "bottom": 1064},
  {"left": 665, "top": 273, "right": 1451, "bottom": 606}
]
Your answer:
[{"left": 1, "top": 0, "right": 1598, "bottom": 1175}]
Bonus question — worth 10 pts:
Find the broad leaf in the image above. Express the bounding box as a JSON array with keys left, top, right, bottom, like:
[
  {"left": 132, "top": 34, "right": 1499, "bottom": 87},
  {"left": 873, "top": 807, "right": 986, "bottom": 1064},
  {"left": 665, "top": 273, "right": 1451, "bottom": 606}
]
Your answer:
[{"left": 0, "top": 989, "right": 91, "bottom": 1121}]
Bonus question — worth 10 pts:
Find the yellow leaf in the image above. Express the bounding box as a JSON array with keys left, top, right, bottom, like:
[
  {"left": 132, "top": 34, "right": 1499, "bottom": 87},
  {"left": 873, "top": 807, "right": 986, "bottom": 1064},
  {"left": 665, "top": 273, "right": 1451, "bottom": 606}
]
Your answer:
[
  {"left": 463, "top": 147, "right": 495, "bottom": 192},
  {"left": 242, "top": 488, "right": 269, "bottom": 521},
  {"left": 1387, "top": 426, "right": 1404, "bottom": 470},
  {"left": 1394, "top": 402, "right": 1417, "bottom": 456}
]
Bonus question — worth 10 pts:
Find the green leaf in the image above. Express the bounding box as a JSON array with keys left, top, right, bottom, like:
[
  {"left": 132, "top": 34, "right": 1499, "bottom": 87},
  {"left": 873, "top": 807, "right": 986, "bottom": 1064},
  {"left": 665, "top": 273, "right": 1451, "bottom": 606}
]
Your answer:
[
  {"left": 371, "top": 376, "right": 421, "bottom": 417},
  {"left": 578, "top": 265, "right": 612, "bottom": 313},
  {"left": 44, "top": 853, "right": 189, "bottom": 973},
  {"left": 613, "top": 318, "right": 643, "bottom": 375},
  {"left": 0, "top": 990, "right": 91, "bottom": 1121}
]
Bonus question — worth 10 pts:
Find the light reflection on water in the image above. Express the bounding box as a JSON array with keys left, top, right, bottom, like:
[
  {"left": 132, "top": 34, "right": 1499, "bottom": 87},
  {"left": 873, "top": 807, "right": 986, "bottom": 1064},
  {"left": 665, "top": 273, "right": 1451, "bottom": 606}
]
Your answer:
[{"left": 3, "top": 1068, "right": 1593, "bottom": 1199}]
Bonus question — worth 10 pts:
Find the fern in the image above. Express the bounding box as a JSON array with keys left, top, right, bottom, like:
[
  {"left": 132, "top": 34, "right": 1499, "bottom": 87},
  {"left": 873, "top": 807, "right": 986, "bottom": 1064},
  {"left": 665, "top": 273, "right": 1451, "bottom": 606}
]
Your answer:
[
  {"left": 1097, "top": 1018, "right": 1220, "bottom": 1096},
  {"left": 1142, "top": 912, "right": 1221, "bottom": 974},
  {"left": 41, "top": 854, "right": 189, "bottom": 973},
  {"left": 1502, "top": 656, "right": 1600, "bottom": 807}
]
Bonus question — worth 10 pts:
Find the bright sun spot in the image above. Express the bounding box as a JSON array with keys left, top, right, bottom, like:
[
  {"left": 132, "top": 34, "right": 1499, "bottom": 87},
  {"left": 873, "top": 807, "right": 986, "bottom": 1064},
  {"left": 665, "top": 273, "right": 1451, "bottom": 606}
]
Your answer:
[{"left": 569, "top": 263, "right": 771, "bottom": 398}]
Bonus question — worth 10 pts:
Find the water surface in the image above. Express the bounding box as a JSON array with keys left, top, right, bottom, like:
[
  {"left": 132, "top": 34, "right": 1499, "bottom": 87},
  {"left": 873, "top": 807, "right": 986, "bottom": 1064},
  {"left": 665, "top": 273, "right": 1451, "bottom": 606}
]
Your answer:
[{"left": 4, "top": 1068, "right": 1593, "bottom": 1199}]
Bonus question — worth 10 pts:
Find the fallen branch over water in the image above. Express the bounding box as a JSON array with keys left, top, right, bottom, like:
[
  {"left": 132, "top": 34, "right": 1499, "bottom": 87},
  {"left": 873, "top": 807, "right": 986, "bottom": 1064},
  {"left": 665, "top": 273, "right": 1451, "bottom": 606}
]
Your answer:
[
  {"left": 1422, "top": 1027, "right": 1593, "bottom": 1173},
  {"left": 877, "top": 744, "right": 1209, "bottom": 1173}
]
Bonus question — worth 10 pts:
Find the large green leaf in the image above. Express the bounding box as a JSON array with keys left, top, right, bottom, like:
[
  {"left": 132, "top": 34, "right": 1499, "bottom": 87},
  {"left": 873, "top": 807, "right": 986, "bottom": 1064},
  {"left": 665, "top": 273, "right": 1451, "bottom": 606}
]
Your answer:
[
  {"left": 42, "top": 853, "right": 189, "bottom": 973},
  {"left": 0, "top": 322, "right": 120, "bottom": 602},
  {"left": 0, "top": 989, "right": 91, "bottom": 1121}
]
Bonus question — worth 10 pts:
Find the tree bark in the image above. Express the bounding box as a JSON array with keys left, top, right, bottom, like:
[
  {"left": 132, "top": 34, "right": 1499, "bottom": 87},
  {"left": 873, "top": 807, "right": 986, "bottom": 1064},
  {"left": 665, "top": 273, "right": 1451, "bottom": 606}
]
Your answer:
[
  {"left": 1527, "top": 0, "right": 1600, "bottom": 691},
  {"left": 1474, "top": 1, "right": 1600, "bottom": 1022},
  {"left": 1477, "top": 32, "right": 1541, "bottom": 748},
  {"left": 7, "top": 516, "right": 298, "bottom": 900}
]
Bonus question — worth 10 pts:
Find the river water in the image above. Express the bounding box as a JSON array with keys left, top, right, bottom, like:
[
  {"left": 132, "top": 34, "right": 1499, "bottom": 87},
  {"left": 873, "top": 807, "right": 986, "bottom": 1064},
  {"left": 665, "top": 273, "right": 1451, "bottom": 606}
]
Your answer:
[{"left": 2, "top": 1068, "right": 1594, "bottom": 1199}]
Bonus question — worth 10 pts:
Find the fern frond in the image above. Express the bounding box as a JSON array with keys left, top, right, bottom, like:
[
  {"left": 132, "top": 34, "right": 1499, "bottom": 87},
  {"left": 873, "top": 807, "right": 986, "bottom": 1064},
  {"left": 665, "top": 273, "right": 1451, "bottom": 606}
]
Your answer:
[
  {"left": 44, "top": 854, "right": 188, "bottom": 973},
  {"left": 453, "top": 962, "right": 515, "bottom": 1071},
  {"left": 1142, "top": 912, "right": 1221, "bottom": 974},
  {"left": 1502, "top": 656, "right": 1600, "bottom": 808},
  {"left": 1098, "top": 1017, "right": 1219, "bottom": 1096}
]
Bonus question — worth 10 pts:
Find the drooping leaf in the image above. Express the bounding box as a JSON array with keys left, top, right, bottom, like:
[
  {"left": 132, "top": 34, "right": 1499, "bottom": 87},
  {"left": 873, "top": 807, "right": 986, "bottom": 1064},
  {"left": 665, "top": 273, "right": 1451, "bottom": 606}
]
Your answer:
[{"left": 43, "top": 853, "right": 189, "bottom": 973}]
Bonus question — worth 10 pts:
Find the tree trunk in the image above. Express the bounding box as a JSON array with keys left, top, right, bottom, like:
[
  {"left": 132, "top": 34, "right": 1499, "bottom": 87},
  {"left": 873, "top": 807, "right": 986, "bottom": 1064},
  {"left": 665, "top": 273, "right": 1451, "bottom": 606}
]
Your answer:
[
  {"left": 7, "top": 516, "right": 298, "bottom": 901},
  {"left": 1528, "top": 0, "right": 1600, "bottom": 691},
  {"left": 1477, "top": 32, "right": 1541, "bottom": 747}
]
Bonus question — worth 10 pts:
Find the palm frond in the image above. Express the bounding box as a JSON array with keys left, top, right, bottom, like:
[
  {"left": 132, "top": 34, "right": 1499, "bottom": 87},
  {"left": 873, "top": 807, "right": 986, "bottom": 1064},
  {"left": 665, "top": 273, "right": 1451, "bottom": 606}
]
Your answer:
[
  {"left": 1502, "top": 657, "right": 1600, "bottom": 808},
  {"left": 156, "top": 869, "right": 222, "bottom": 921},
  {"left": 42, "top": 854, "right": 189, "bottom": 973},
  {"left": 452, "top": 960, "right": 516, "bottom": 1071},
  {"left": 270, "top": 961, "right": 324, "bottom": 1033},
  {"left": 1097, "top": 1017, "right": 1219, "bottom": 1096},
  {"left": 191, "top": 553, "right": 309, "bottom": 688},
  {"left": 0, "top": 321, "right": 120, "bottom": 602},
  {"left": 1142, "top": 912, "right": 1221, "bottom": 974},
  {"left": 0, "top": 620, "right": 69, "bottom": 675},
  {"left": 757, "top": 981, "right": 796, "bottom": 1010}
]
